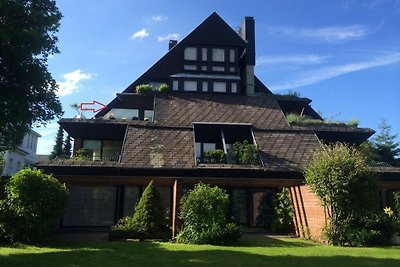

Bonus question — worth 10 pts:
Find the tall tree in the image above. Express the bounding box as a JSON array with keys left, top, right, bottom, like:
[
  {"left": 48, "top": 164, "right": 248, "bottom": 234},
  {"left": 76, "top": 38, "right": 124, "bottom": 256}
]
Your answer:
[
  {"left": 50, "top": 126, "right": 64, "bottom": 159},
  {"left": 63, "top": 135, "right": 72, "bottom": 158},
  {"left": 373, "top": 120, "right": 400, "bottom": 166},
  {"left": 0, "top": 0, "right": 63, "bottom": 151}
]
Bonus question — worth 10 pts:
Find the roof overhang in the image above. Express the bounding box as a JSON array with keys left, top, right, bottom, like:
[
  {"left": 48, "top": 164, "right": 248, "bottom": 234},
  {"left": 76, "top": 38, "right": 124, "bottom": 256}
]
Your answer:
[{"left": 59, "top": 118, "right": 127, "bottom": 140}]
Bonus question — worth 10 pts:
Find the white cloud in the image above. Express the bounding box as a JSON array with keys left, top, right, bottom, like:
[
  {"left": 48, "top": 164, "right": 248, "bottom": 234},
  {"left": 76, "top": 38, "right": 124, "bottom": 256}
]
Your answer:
[
  {"left": 151, "top": 15, "right": 168, "bottom": 22},
  {"left": 265, "top": 24, "right": 380, "bottom": 42},
  {"left": 270, "top": 53, "right": 400, "bottom": 91},
  {"left": 57, "top": 69, "right": 95, "bottom": 96},
  {"left": 257, "top": 54, "right": 329, "bottom": 65},
  {"left": 130, "top": 28, "right": 149, "bottom": 40},
  {"left": 157, "top": 33, "right": 180, "bottom": 42}
]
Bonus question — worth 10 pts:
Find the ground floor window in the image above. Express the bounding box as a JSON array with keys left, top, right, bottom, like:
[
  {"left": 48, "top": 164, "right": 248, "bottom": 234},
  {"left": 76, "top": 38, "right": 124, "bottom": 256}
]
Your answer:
[{"left": 63, "top": 186, "right": 117, "bottom": 227}]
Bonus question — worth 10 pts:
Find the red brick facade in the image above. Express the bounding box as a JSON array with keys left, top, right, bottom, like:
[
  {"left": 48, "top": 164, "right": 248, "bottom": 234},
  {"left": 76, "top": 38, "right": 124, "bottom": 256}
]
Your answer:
[{"left": 290, "top": 185, "right": 328, "bottom": 241}]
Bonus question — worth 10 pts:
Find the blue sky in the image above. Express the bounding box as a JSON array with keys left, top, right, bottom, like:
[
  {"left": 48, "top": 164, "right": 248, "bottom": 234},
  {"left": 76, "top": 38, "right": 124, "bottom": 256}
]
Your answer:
[{"left": 35, "top": 0, "right": 400, "bottom": 154}]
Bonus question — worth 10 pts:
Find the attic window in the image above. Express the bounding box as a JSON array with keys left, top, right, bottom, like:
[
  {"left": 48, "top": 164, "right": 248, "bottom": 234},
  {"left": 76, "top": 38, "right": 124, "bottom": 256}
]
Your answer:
[
  {"left": 184, "top": 47, "right": 197, "bottom": 60},
  {"left": 193, "top": 123, "right": 257, "bottom": 164},
  {"left": 212, "top": 48, "right": 225, "bottom": 62}
]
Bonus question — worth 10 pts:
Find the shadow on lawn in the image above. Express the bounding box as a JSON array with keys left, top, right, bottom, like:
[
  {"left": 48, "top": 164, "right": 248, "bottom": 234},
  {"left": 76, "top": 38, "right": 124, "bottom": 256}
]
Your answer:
[
  {"left": 0, "top": 241, "right": 399, "bottom": 267},
  {"left": 237, "top": 235, "right": 317, "bottom": 247}
]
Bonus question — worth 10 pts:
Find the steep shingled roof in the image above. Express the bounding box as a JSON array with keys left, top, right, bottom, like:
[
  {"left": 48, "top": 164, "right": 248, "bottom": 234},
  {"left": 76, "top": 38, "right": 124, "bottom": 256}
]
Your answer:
[{"left": 153, "top": 93, "right": 290, "bottom": 130}]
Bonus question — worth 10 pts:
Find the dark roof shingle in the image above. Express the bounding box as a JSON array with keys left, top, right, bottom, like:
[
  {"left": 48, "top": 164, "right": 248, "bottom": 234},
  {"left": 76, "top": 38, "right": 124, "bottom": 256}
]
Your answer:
[{"left": 154, "top": 93, "right": 289, "bottom": 130}]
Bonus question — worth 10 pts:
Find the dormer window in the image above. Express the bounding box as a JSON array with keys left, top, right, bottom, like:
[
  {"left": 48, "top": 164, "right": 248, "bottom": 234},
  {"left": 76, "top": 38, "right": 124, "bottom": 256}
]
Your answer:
[
  {"left": 212, "top": 48, "right": 225, "bottom": 62},
  {"left": 184, "top": 47, "right": 197, "bottom": 60},
  {"left": 229, "top": 49, "right": 235, "bottom": 63}
]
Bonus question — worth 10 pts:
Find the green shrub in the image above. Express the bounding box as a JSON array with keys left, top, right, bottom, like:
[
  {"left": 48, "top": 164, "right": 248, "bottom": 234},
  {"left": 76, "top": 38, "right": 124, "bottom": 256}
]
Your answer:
[
  {"left": 110, "top": 181, "right": 168, "bottom": 240},
  {"left": 136, "top": 84, "right": 152, "bottom": 93},
  {"left": 176, "top": 183, "right": 242, "bottom": 245},
  {"left": 73, "top": 148, "right": 92, "bottom": 160},
  {"left": 305, "top": 142, "right": 390, "bottom": 246},
  {"left": 0, "top": 169, "right": 69, "bottom": 243},
  {"left": 271, "top": 187, "right": 294, "bottom": 234},
  {"left": 157, "top": 83, "right": 169, "bottom": 92},
  {"left": 203, "top": 149, "right": 226, "bottom": 164},
  {"left": 233, "top": 140, "right": 260, "bottom": 165},
  {"left": 347, "top": 118, "right": 359, "bottom": 127}
]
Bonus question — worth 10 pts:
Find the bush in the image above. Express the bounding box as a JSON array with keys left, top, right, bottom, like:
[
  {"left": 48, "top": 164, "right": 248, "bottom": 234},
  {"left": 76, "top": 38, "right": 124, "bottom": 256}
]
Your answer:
[
  {"left": 157, "top": 83, "right": 169, "bottom": 92},
  {"left": 110, "top": 181, "right": 168, "bottom": 240},
  {"left": 136, "top": 84, "right": 152, "bottom": 93},
  {"left": 73, "top": 148, "right": 92, "bottom": 160},
  {"left": 176, "top": 183, "right": 242, "bottom": 245},
  {"left": 271, "top": 187, "right": 294, "bottom": 234},
  {"left": 0, "top": 168, "right": 69, "bottom": 243},
  {"left": 232, "top": 140, "right": 260, "bottom": 165},
  {"left": 305, "top": 142, "right": 390, "bottom": 246},
  {"left": 203, "top": 149, "right": 226, "bottom": 164}
]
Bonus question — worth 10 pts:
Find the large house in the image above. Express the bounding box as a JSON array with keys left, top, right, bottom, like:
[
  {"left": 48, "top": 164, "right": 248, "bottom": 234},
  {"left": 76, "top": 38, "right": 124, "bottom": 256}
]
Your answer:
[
  {"left": 38, "top": 13, "right": 399, "bottom": 238},
  {"left": 2, "top": 129, "right": 41, "bottom": 177}
]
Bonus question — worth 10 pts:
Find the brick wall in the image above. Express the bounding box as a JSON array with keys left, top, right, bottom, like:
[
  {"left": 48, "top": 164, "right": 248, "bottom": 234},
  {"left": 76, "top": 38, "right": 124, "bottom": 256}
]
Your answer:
[{"left": 289, "top": 185, "right": 328, "bottom": 241}]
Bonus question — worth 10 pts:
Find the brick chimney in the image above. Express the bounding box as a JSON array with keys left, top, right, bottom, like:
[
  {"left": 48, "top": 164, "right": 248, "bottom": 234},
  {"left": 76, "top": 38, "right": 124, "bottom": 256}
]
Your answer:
[{"left": 238, "top": 16, "right": 255, "bottom": 96}]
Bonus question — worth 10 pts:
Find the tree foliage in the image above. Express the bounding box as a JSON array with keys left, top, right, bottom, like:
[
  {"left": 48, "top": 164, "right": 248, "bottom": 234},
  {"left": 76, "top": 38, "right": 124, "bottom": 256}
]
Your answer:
[
  {"left": 0, "top": 168, "right": 69, "bottom": 243},
  {"left": 50, "top": 126, "right": 64, "bottom": 159},
  {"left": 63, "top": 135, "right": 72, "bottom": 158},
  {"left": 0, "top": 0, "right": 63, "bottom": 150},
  {"left": 373, "top": 120, "right": 400, "bottom": 166},
  {"left": 177, "top": 183, "right": 241, "bottom": 245},
  {"left": 111, "top": 181, "right": 168, "bottom": 240},
  {"left": 271, "top": 187, "right": 294, "bottom": 234},
  {"left": 305, "top": 143, "right": 393, "bottom": 246}
]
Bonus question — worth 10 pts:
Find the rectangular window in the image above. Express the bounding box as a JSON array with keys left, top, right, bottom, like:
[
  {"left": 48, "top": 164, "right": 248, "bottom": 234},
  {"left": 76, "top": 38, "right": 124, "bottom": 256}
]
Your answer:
[
  {"left": 172, "top": 80, "right": 179, "bottom": 91},
  {"left": 212, "top": 66, "right": 225, "bottom": 72},
  {"left": 201, "top": 66, "right": 207, "bottom": 71},
  {"left": 229, "top": 67, "right": 236, "bottom": 72},
  {"left": 82, "top": 140, "right": 102, "bottom": 160},
  {"left": 184, "top": 47, "right": 197, "bottom": 60},
  {"left": 184, "top": 65, "right": 197, "bottom": 70},
  {"left": 144, "top": 110, "right": 154, "bottom": 122},
  {"left": 202, "top": 48, "right": 207, "bottom": 61},
  {"left": 231, "top": 83, "right": 237, "bottom": 93},
  {"left": 63, "top": 186, "right": 117, "bottom": 226},
  {"left": 202, "top": 81, "right": 208, "bottom": 92},
  {"left": 230, "top": 49, "right": 235, "bottom": 62},
  {"left": 105, "top": 108, "right": 139, "bottom": 120},
  {"left": 184, "top": 81, "right": 197, "bottom": 92},
  {"left": 212, "top": 48, "right": 225, "bottom": 62},
  {"left": 213, "top": 82, "right": 226, "bottom": 92},
  {"left": 102, "top": 140, "right": 122, "bottom": 161}
]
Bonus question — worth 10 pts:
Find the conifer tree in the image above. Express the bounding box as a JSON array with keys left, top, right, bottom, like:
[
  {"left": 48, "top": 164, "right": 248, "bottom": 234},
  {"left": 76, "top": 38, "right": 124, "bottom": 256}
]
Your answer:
[
  {"left": 63, "top": 135, "right": 72, "bottom": 158},
  {"left": 131, "top": 181, "right": 167, "bottom": 239},
  {"left": 373, "top": 120, "right": 400, "bottom": 166},
  {"left": 50, "top": 126, "right": 64, "bottom": 159}
]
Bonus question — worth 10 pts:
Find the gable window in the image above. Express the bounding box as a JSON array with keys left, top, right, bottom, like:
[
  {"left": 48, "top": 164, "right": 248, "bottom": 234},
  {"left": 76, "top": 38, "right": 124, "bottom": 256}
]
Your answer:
[
  {"left": 184, "top": 81, "right": 197, "bottom": 91},
  {"left": 229, "top": 49, "right": 235, "bottom": 62},
  {"left": 202, "top": 81, "right": 208, "bottom": 92},
  {"left": 212, "top": 66, "right": 225, "bottom": 72},
  {"left": 202, "top": 48, "right": 207, "bottom": 61},
  {"left": 231, "top": 83, "right": 237, "bottom": 93},
  {"left": 172, "top": 80, "right": 179, "bottom": 91},
  {"left": 184, "top": 65, "right": 197, "bottom": 70},
  {"left": 213, "top": 82, "right": 226, "bottom": 92},
  {"left": 212, "top": 48, "right": 225, "bottom": 62},
  {"left": 193, "top": 123, "right": 258, "bottom": 164},
  {"left": 184, "top": 47, "right": 197, "bottom": 60}
]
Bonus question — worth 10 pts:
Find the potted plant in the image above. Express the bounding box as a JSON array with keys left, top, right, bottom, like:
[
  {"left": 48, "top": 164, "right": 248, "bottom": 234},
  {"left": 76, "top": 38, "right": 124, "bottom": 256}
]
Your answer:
[
  {"left": 136, "top": 84, "right": 152, "bottom": 93},
  {"left": 70, "top": 103, "right": 85, "bottom": 119}
]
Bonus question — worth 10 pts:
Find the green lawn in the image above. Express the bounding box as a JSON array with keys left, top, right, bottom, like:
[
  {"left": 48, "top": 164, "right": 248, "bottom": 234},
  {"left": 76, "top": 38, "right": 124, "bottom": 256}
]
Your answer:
[{"left": 0, "top": 236, "right": 399, "bottom": 267}]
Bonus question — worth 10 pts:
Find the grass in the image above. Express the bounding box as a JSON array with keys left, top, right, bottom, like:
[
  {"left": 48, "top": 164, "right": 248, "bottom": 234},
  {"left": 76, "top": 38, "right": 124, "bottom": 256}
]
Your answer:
[{"left": 0, "top": 235, "right": 399, "bottom": 267}]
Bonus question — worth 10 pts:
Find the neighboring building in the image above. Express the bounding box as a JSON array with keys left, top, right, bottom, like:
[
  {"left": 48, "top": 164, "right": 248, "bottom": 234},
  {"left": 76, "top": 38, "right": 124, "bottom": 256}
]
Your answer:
[
  {"left": 37, "top": 13, "right": 400, "bottom": 237},
  {"left": 1, "top": 129, "right": 41, "bottom": 176}
]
